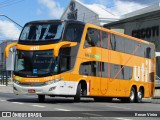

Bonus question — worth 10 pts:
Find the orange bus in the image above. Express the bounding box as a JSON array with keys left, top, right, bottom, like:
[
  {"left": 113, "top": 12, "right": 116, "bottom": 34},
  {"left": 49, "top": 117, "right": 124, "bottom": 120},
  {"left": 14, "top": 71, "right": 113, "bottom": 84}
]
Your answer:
[{"left": 5, "top": 20, "right": 156, "bottom": 103}]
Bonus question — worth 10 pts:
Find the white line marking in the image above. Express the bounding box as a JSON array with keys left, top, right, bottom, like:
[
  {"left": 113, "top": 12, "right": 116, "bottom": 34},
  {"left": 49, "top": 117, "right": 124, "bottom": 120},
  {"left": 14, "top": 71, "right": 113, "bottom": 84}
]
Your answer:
[
  {"left": 115, "top": 118, "right": 132, "bottom": 120},
  {"left": 32, "top": 105, "right": 45, "bottom": 108},
  {"left": 107, "top": 105, "right": 131, "bottom": 110},
  {"left": 82, "top": 113, "right": 102, "bottom": 117},
  {"left": 12, "top": 102, "right": 24, "bottom": 105},
  {"left": 0, "top": 99, "right": 6, "bottom": 102},
  {"left": 55, "top": 108, "right": 71, "bottom": 111}
]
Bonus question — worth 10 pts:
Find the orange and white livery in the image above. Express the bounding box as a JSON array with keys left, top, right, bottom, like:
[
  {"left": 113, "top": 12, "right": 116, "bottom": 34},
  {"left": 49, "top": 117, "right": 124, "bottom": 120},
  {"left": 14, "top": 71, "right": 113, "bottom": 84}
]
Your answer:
[{"left": 5, "top": 20, "right": 156, "bottom": 103}]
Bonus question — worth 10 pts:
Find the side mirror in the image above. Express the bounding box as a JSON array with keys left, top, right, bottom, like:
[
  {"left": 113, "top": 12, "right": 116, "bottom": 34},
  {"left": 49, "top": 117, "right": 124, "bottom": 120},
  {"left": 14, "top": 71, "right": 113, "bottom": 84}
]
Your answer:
[
  {"left": 53, "top": 41, "right": 77, "bottom": 57},
  {"left": 156, "top": 52, "right": 160, "bottom": 57},
  {"left": 5, "top": 42, "right": 17, "bottom": 58}
]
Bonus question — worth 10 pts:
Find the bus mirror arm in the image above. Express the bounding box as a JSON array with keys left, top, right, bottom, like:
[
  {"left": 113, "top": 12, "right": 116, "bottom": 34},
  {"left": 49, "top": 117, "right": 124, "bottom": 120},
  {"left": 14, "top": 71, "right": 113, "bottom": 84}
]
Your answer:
[
  {"left": 5, "top": 42, "right": 17, "bottom": 58},
  {"left": 54, "top": 41, "right": 77, "bottom": 57}
]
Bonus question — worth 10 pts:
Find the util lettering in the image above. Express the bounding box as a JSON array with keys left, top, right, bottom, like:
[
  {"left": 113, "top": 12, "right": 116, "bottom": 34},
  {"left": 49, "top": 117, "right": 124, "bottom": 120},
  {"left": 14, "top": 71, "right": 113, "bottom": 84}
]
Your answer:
[{"left": 134, "top": 60, "right": 151, "bottom": 82}]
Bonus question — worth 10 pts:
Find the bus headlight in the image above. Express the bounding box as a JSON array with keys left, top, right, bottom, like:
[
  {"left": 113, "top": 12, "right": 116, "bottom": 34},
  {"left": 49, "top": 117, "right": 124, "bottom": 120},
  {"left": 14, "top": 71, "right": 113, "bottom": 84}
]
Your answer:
[{"left": 45, "top": 78, "right": 62, "bottom": 85}]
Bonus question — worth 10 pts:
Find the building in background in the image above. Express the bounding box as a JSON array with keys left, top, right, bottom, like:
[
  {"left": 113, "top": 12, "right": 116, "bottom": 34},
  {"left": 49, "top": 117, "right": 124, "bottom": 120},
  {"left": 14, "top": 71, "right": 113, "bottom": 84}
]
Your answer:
[
  {"left": 61, "top": 0, "right": 119, "bottom": 26},
  {"left": 0, "top": 40, "right": 17, "bottom": 79},
  {"left": 104, "top": 3, "right": 160, "bottom": 76}
]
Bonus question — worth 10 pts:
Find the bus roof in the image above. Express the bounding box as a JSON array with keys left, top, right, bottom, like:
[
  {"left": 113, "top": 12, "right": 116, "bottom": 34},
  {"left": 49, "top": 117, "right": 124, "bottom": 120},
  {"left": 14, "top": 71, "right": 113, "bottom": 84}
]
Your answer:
[
  {"left": 25, "top": 19, "right": 86, "bottom": 25},
  {"left": 22, "top": 20, "right": 154, "bottom": 47}
]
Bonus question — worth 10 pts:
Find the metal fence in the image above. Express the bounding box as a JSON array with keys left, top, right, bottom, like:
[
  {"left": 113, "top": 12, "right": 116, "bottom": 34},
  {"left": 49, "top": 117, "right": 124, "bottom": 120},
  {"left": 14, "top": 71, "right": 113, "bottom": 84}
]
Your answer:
[{"left": 0, "top": 70, "right": 10, "bottom": 86}]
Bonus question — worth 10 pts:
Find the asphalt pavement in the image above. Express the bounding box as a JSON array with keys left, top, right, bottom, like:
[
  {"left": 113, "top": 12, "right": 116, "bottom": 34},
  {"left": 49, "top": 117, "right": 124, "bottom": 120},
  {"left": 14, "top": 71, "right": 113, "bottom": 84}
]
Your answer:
[
  {"left": 0, "top": 84, "right": 160, "bottom": 120},
  {"left": 0, "top": 84, "right": 13, "bottom": 93}
]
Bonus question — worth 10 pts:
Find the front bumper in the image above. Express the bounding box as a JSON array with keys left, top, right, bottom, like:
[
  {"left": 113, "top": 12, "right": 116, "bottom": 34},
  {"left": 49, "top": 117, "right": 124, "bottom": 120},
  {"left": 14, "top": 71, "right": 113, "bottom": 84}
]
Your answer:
[{"left": 13, "top": 81, "right": 77, "bottom": 95}]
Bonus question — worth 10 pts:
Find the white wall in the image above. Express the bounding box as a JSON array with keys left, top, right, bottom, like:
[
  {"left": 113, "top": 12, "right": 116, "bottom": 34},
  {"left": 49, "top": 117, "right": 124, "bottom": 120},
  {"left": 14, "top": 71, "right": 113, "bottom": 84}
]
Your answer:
[{"left": 61, "top": 1, "right": 100, "bottom": 25}]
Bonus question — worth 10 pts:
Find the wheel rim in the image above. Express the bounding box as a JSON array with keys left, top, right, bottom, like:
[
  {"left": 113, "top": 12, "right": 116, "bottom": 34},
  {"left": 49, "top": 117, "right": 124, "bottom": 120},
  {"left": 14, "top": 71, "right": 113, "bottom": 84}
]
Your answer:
[
  {"left": 130, "top": 90, "right": 135, "bottom": 101},
  {"left": 138, "top": 92, "right": 142, "bottom": 100}
]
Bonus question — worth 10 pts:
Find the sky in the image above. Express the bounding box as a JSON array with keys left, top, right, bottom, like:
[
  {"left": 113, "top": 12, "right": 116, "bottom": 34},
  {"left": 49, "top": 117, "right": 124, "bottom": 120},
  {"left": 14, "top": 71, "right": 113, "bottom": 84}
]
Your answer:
[{"left": 0, "top": 0, "right": 160, "bottom": 40}]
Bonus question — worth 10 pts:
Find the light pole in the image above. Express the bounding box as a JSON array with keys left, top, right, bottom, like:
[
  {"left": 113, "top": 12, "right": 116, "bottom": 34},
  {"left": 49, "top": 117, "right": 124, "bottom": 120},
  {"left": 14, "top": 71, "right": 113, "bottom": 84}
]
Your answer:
[{"left": 0, "top": 14, "right": 22, "bottom": 28}]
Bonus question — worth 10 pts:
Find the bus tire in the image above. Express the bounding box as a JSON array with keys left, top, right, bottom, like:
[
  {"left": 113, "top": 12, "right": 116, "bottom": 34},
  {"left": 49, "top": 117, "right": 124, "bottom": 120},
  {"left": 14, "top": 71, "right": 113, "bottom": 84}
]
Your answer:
[
  {"left": 135, "top": 89, "right": 143, "bottom": 103},
  {"left": 128, "top": 87, "right": 136, "bottom": 103},
  {"left": 74, "top": 83, "right": 81, "bottom": 102},
  {"left": 38, "top": 95, "right": 45, "bottom": 103},
  {"left": 121, "top": 87, "right": 136, "bottom": 103}
]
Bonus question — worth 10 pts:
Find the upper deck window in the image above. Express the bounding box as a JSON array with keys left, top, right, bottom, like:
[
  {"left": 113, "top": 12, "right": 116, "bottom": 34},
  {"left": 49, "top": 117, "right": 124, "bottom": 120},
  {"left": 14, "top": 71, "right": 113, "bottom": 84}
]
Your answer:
[
  {"left": 63, "top": 23, "right": 84, "bottom": 43},
  {"left": 19, "top": 22, "right": 64, "bottom": 42}
]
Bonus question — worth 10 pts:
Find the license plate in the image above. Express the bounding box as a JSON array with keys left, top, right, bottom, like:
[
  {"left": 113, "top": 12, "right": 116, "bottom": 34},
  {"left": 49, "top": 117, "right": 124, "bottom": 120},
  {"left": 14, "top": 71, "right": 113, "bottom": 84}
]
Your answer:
[{"left": 28, "top": 89, "right": 35, "bottom": 93}]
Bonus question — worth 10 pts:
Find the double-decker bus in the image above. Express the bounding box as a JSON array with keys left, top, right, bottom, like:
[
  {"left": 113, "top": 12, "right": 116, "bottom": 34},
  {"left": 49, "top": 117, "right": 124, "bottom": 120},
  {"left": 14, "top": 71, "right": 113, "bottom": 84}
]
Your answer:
[{"left": 5, "top": 20, "right": 156, "bottom": 103}]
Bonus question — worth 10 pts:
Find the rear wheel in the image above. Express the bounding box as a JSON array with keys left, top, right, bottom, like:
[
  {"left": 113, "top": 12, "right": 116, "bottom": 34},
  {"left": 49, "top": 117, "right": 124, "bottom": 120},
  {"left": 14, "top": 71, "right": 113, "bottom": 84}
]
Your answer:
[
  {"left": 129, "top": 87, "right": 136, "bottom": 103},
  {"left": 38, "top": 95, "right": 45, "bottom": 103},
  {"left": 121, "top": 87, "right": 136, "bottom": 103},
  {"left": 74, "top": 83, "right": 81, "bottom": 102},
  {"left": 135, "top": 89, "right": 143, "bottom": 103}
]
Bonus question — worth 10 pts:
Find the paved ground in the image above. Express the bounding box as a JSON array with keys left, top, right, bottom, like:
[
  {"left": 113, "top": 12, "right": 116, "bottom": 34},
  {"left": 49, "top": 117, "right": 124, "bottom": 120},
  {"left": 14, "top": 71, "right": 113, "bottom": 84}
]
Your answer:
[
  {"left": 0, "top": 84, "right": 160, "bottom": 120},
  {"left": 0, "top": 84, "right": 13, "bottom": 93}
]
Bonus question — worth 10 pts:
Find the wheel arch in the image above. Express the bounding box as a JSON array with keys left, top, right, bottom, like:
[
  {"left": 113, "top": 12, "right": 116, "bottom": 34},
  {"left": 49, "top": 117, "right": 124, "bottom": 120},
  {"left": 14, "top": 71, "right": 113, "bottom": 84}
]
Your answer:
[
  {"left": 139, "top": 86, "right": 145, "bottom": 97},
  {"left": 131, "top": 84, "right": 137, "bottom": 92}
]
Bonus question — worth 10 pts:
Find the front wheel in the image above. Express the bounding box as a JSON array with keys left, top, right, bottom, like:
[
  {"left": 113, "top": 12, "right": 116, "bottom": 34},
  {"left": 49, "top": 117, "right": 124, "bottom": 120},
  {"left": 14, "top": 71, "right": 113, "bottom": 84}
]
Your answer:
[{"left": 74, "top": 83, "right": 81, "bottom": 102}]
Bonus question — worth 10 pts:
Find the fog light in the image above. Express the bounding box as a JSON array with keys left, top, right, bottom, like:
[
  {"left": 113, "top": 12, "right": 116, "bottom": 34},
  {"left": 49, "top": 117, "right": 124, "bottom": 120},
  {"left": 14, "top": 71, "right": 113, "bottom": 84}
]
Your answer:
[{"left": 49, "top": 86, "right": 56, "bottom": 91}]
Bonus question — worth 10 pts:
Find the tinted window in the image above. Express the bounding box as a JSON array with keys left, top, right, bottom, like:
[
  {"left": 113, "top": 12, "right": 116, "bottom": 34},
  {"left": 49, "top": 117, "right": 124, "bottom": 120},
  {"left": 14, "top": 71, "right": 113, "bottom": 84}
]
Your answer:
[
  {"left": 124, "top": 39, "right": 136, "bottom": 54},
  {"left": 91, "top": 62, "right": 101, "bottom": 77},
  {"left": 79, "top": 61, "right": 132, "bottom": 80},
  {"left": 109, "top": 34, "right": 155, "bottom": 59},
  {"left": 63, "top": 23, "right": 84, "bottom": 43},
  {"left": 102, "top": 31, "right": 108, "bottom": 49},
  {"left": 79, "top": 62, "right": 91, "bottom": 75},
  {"left": 59, "top": 47, "right": 77, "bottom": 72},
  {"left": 110, "top": 64, "right": 132, "bottom": 80},
  {"left": 79, "top": 61, "right": 100, "bottom": 77},
  {"left": 101, "top": 62, "right": 108, "bottom": 78},
  {"left": 84, "top": 28, "right": 100, "bottom": 47},
  {"left": 110, "top": 34, "right": 116, "bottom": 50},
  {"left": 20, "top": 23, "right": 64, "bottom": 41}
]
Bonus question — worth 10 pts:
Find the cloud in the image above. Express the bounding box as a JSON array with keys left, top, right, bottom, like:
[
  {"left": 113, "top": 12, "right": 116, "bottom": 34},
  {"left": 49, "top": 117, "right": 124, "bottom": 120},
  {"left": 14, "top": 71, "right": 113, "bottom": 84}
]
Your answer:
[
  {"left": 110, "top": 0, "right": 147, "bottom": 15},
  {"left": 0, "top": 20, "right": 20, "bottom": 40},
  {"left": 81, "top": 0, "right": 147, "bottom": 16},
  {"left": 120, "top": 0, "right": 159, "bottom": 5},
  {"left": 38, "top": 0, "right": 64, "bottom": 18}
]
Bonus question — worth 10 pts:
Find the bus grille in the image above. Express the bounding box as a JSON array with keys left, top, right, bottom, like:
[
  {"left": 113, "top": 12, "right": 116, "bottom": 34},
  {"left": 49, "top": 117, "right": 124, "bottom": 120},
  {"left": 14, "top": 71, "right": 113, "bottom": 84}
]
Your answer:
[{"left": 18, "top": 82, "right": 46, "bottom": 87}]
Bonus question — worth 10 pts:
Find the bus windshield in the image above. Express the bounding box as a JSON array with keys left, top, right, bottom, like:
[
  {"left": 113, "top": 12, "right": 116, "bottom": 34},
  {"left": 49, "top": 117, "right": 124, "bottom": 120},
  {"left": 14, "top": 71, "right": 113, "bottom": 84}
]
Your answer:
[
  {"left": 19, "top": 22, "right": 64, "bottom": 42},
  {"left": 14, "top": 50, "right": 59, "bottom": 77}
]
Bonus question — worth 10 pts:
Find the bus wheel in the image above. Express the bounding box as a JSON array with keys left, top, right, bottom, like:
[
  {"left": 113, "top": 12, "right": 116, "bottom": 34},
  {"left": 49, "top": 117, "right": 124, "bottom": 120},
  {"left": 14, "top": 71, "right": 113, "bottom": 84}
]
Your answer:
[
  {"left": 121, "top": 87, "right": 136, "bottom": 103},
  {"left": 128, "top": 87, "right": 136, "bottom": 103},
  {"left": 74, "top": 83, "right": 81, "bottom": 103},
  {"left": 135, "top": 89, "right": 143, "bottom": 103},
  {"left": 38, "top": 95, "right": 45, "bottom": 103}
]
